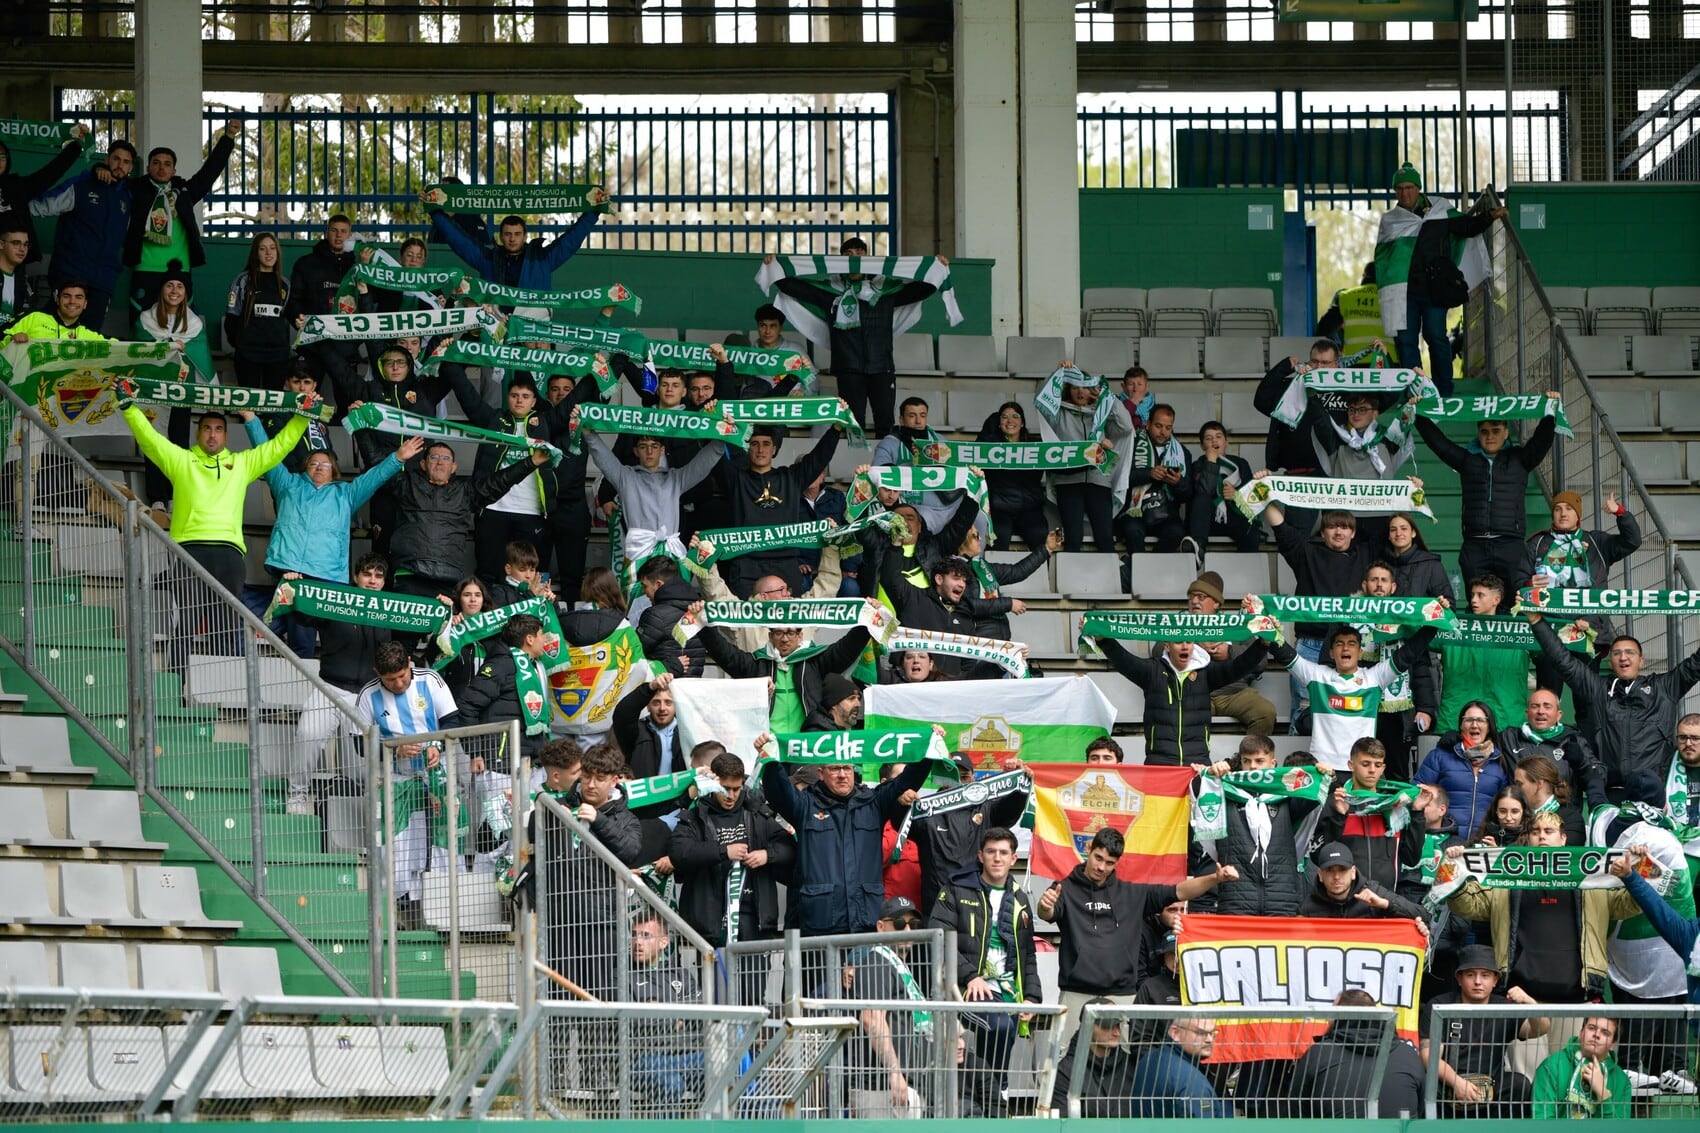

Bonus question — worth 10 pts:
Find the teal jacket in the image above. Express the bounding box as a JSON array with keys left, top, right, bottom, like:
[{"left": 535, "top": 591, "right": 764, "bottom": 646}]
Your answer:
[{"left": 244, "top": 417, "right": 401, "bottom": 581}]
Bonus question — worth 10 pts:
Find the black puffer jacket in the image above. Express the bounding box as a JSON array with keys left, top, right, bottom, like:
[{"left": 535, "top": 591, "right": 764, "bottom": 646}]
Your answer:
[
  {"left": 1254, "top": 357, "right": 1344, "bottom": 475},
  {"left": 440, "top": 363, "right": 584, "bottom": 516},
  {"left": 1525, "top": 510, "right": 1642, "bottom": 590},
  {"left": 1383, "top": 541, "right": 1455, "bottom": 604},
  {"left": 1042, "top": 865, "right": 1176, "bottom": 995},
  {"left": 388, "top": 457, "right": 538, "bottom": 582},
  {"left": 456, "top": 647, "right": 551, "bottom": 760},
  {"left": 285, "top": 236, "right": 359, "bottom": 357},
  {"left": 1212, "top": 791, "right": 1322, "bottom": 917},
  {"left": 976, "top": 411, "right": 1047, "bottom": 527},
  {"left": 351, "top": 353, "right": 451, "bottom": 467},
  {"left": 667, "top": 790, "right": 796, "bottom": 946},
  {"left": 1288, "top": 1017, "right": 1426, "bottom": 1118},
  {"left": 1272, "top": 519, "right": 1378, "bottom": 640},
  {"left": 1096, "top": 638, "right": 1269, "bottom": 764},
  {"left": 1413, "top": 415, "right": 1557, "bottom": 540},
  {"left": 930, "top": 865, "right": 1042, "bottom": 1004},
  {"left": 773, "top": 276, "right": 936, "bottom": 373},
  {"left": 638, "top": 579, "right": 708, "bottom": 677},
  {"left": 1532, "top": 616, "right": 1700, "bottom": 790},
  {"left": 907, "top": 781, "right": 1032, "bottom": 916}
]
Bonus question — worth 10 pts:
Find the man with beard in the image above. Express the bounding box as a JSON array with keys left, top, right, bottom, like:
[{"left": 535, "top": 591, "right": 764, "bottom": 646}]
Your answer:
[{"left": 803, "top": 671, "right": 865, "bottom": 733}]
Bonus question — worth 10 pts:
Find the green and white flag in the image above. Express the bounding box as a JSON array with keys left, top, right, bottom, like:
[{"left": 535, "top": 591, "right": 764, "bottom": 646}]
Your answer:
[
  {"left": 265, "top": 578, "right": 447, "bottom": 635},
  {"left": 1426, "top": 845, "right": 1638, "bottom": 913},
  {"left": 419, "top": 336, "right": 609, "bottom": 384},
  {"left": 1267, "top": 366, "right": 1437, "bottom": 428},
  {"left": 883, "top": 627, "right": 1029, "bottom": 679},
  {"left": 864, "top": 676, "right": 1117, "bottom": 771},
  {"left": 648, "top": 340, "right": 819, "bottom": 391},
  {"left": 762, "top": 727, "right": 953, "bottom": 767},
  {"left": 421, "top": 182, "right": 611, "bottom": 214},
  {"left": 755, "top": 254, "right": 962, "bottom": 343},
  {"left": 1432, "top": 614, "right": 1594, "bottom": 654},
  {"left": 505, "top": 316, "right": 647, "bottom": 356},
  {"left": 2, "top": 339, "right": 184, "bottom": 448},
  {"left": 1415, "top": 392, "right": 1573, "bottom": 438},
  {"left": 462, "top": 277, "right": 642, "bottom": 314},
  {"left": 1078, "top": 612, "right": 1254, "bottom": 655},
  {"left": 295, "top": 305, "right": 498, "bottom": 345},
  {"left": 674, "top": 597, "right": 898, "bottom": 645},
  {"left": 687, "top": 512, "right": 898, "bottom": 569},
  {"left": 1513, "top": 587, "right": 1700, "bottom": 618},
  {"left": 335, "top": 261, "right": 465, "bottom": 314},
  {"left": 1245, "top": 593, "right": 1456, "bottom": 636},
  {"left": 914, "top": 436, "right": 1118, "bottom": 476},
  {"left": 720, "top": 395, "right": 856, "bottom": 438},
  {"left": 1234, "top": 474, "right": 1434, "bottom": 520},
  {"left": 119, "top": 375, "right": 333, "bottom": 422},
  {"left": 1375, "top": 194, "right": 1491, "bottom": 335},
  {"left": 343, "top": 401, "right": 564, "bottom": 465},
  {"left": 572, "top": 401, "right": 751, "bottom": 453}
]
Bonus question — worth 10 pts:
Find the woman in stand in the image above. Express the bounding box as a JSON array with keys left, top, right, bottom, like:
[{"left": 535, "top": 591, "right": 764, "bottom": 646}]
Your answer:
[
  {"left": 1382, "top": 512, "right": 1455, "bottom": 604},
  {"left": 429, "top": 576, "right": 495, "bottom": 701},
  {"left": 977, "top": 402, "right": 1051, "bottom": 552},
  {"left": 1415, "top": 700, "right": 1515, "bottom": 844},
  {"left": 224, "top": 232, "right": 294, "bottom": 390}
]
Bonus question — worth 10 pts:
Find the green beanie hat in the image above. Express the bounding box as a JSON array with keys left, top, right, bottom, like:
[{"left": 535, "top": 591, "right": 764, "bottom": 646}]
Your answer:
[{"left": 1393, "top": 162, "right": 1422, "bottom": 191}]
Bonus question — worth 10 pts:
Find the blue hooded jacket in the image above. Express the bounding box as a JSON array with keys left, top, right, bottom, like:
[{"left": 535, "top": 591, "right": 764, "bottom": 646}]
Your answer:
[
  {"left": 429, "top": 208, "right": 599, "bottom": 294},
  {"left": 244, "top": 418, "right": 403, "bottom": 582}
]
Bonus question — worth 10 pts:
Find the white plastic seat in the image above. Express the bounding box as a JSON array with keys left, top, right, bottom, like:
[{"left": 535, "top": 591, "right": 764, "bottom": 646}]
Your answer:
[
  {"left": 85, "top": 1025, "right": 169, "bottom": 1103},
  {"left": 985, "top": 550, "right": 1054, "bottom": 597},
  {"left": 310, "top": 1025, "right": 396, "bottom": 1097},
  {"left": 10, "top": 1024, "right": 101, "bottom": 1103},
  {"left": 0, "top": 941, "right": 53, "bottom": 987},
  {"left": 56, "top": 525, "right": 127, "bottom": 579},
  {"left": 1081, "top": 287, "right": 1146, "bottom": 338},
  {"left": 135, "top": 866, "right": 242, "bottom": 930},
  {"left": 1137, "top": 337, "right": 1202, "bottom": 380},
  {"left": 60, "top": 862, "right": 150, "bottom": 926},
  {"left": 892, "top": 333, "right": 940, "bottom": 375},
  {"left": 1620, "top": 442, "right": 1687, "bottom": 486},
  {"left": 1083, "top": 669, "right": 1144, "bottom": 725},
  {"left": 1054, "top": 552, "right": 1124, "bottom": 599},
  {"left": 1632, "top": 335, "right": 1695, "bottom": 376},
  {"left": 1269, "top": 335, "right": 1321, "bottom": 366},
  {"left": 1546, "top": 287, "right": 1588, "bottom": 338},
  {"left": 1206, "top": 552, "right": 1273, "bottom": 599},
  {"left": 235, "top": 1024, "right": 327, "bottom": 1098},
  {"left": 1203, "top": 335, "right": 1267, "bottom": 380},
  {"left": 937, "top": 334, "right": 1005, "bottom": 377},
  {"left": 0, "top": 716, "right": 91, "bottom": 777},
  {"left": 57, "top": 942, "right": 132, "bottom": 989},
  {"left": 1657, "top": 391, "right": 1687, "bottom": 431},
  {"left": 1218, "top": 388, "right": 1265, "bottom": 435},
  {"left": 380, "top": 1025, "right": 452, "bottom": 1095},
  {"left": 1210, "top": 288, "right": 1278, "bottom": 337},
  {"left": 136, "top": 943, "right": 212, "bottom": 993},
  {"left": 1146, "top": 287, "right": 1212, "bottom": 338},
  {"left": 163, "top": 1024, "right": 251, "bottom": 1101},
  {"left": 634, "top": 326, "right": 679, "bottom": 342},
  {"left": 0, "top": 786, "right": 83, "bottom": 848},
  {"left": 213, "top": 946, "right": 286, "bottom": 1002},
  {"left": 683, "top": 327, "right": 738, "bottom": 345},
  {"left": 1159, "top": 390, "right": 1217, "bottom": 431},
  {"left": 1565, "top": 334, "right": 1633, "bottom": 378},
  {"left": 1593, "top": 389, "right": 1657, "bottom": 432},
  {"left": 0, "top": 861, "right": 87, "bottom": 927},
  {"left": 1006, "top": 336, "right": 1067, "bottom": 379},
  {"left": 947, "top": 387, "right": 1021, "bottom": 434},
  {"left": 66, "top": 789, "right": 169, "bottom": 852},
  {"left": 1652, "top": 495, "right": 1700, "bottom": 541},
  {"left": 1126, "top": 554, "right": 1200, "bottom": 599},
  {"left": 1070, "top": 336, "right": 1136, "bottom": 377},
  {"left": 1013, "top": 611, "right": 1072, "bottom": 658},
  {"left": 1586, "top": 286, "right": 1652, "bottom": 335}
]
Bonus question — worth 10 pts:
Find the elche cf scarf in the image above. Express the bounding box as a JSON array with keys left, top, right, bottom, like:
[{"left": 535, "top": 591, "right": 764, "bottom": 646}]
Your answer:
[
  {"left": 421, "top": 182, "right": 610, "bottom": 214},
  {"left": 432, "top": 597, "right": 554, "bottom": 669},
  {"left": 295, "top": 305, "right": 498, "bottom": 345},
  {"left": 761, "top": 727, "right": 952, "bottom": 767},
  {"left": 622, "top": 766, "right": 723, "bottom": 811},
  {"left": 915, "top": 436, "right": 1117, "bottom": 476},
  {"left": 571, "top": 401, "right": 752, "bottom": 453},
  {"left": 1267, "top": 366, "right": 1438, "bottom": 429},
  {"left": 1244, "top": 593, "right": 1456, "bottom": 637},
  {"left": 1513, "top": 587, "right": 1700, "bottom": 617},
  {"left": 265, "top": 579, "right": 446, "bottom": 634},
  {"left": 343, "top": 401, "right": 564, "bottom": 466},
  {"left": 1425, "top": 844, "right": 1640, "bottom": 914},
  {"left": 1235, "top": 475, "right": 1434, "bottom": 520},
  {"left": 755, "top": 254, "right": 963, "bottom": 342},
  {"left": 461, "top": 277, "right": 641, "bottom": 314},
  {"left": 720, "top": 395, "right": 856, "bottom": 439},
  {"left": 1416, "top": 391, "right": 1573, "bottom": 438},
  {"left": 118, "top": 375, "right": 332, "bottom": 421},
  {"left": 853, "top": 464, "right": 991, "bottom": 536}
]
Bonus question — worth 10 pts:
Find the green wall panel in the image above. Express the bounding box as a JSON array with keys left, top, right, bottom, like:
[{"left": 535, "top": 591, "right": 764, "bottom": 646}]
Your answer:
[{"left": 1507, "top": 183, "right": 1700, "bottom": 289}]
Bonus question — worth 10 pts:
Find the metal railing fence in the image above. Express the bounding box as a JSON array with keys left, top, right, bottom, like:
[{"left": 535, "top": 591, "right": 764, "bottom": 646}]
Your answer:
[
  {"left": 54, "top": 99, "right": 898, "bottom": 253},
  {"left": 1468, "top": 187, "right": 1700, "bottom": 677},
  {"left": 724, "top": 927, "right": 950, "bottom": 1015}
]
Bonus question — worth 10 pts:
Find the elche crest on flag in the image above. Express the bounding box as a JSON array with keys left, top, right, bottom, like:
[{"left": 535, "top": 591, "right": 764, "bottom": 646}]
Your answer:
[
  {"left": 954, "top": 715, "right": 1023, "bottom": 772},
  {"left": 1054, "top": 768, "right": 1145, "bottom": 857},
  {"left": 548, "top": 625, "right": 654, "bottom": 731}
]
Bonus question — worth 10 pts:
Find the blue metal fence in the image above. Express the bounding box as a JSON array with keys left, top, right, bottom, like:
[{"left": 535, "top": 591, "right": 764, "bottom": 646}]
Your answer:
[{"left": 54, "top": 94, "right": 898, "bottom": 254}]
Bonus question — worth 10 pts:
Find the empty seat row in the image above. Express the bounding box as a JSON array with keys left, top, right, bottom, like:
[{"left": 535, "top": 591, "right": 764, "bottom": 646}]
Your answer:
[
  {"left": 1565, "top": 334, "right": 1696, "bottom": 378},
  {"left": 1546, "top": 285, "right": 1700, "bottom": 337},
  {"left": 0, "top": 859, "right": 241, "bottom": 931},
  {"left": 0, "top": 785, "right": 167, "bottom": 853},
  {"left": 1593, "top": 388, "right": 1693, "bottom": 432},
  {"left": 0, "top": 941, "right": 281, "bottom": 999},
  {"left": 1081, "top": 287, "right": 1280, "bottom": 338},
  {"left": 0, "top": 716, "right": 93, "bottom": 779}
]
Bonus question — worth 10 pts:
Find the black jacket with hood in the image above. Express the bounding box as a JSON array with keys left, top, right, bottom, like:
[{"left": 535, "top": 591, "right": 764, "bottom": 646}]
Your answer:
[
  {"left": 667, "top": 789, "right": 797, "bottom": 946},
  {"left": 1041, "top": 865, "right": 1177, "bottom": 995},
  {"left": 1212, "top": 788, "right": 1323, "bottom": 917},
  {"left": 638, "top": 578, "right": 708, "bottom": 678},
  {"left": 1413, "top": 414, "right": 1557, "bottom": 541},
  {"left": 1272, "top": 518, "right": 1378, "bottom": 639},
  {"left": 1298, "top": 868, "right": 1428, "bottom": 922},
  {"left": 285, "top": 235, "right": 360, "bottom": 358},
  {"left": 929, "top": 863, "right": 1042, "bottom": 1004},
  {"left": 1288, "top": 1016, "right": 1426, "bottom": 1118},
  {"left": 907, "top": 780, "right": 1032, "bottom": 917},
  {"left": 1525, "top": 509, "right": 1642, "bottom": 591},
  {"left": 1097, "top": 638, "right": 1270, "bottom": 764}
]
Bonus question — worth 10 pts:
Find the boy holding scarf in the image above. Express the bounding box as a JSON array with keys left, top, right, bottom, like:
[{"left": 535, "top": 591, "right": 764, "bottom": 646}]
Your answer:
[
  {"left": 122, "top": 120, "right": 241, "bottom": 319},
  {"left": 1313, "top": 736, "right": 1427, "bottom": 892},
  {"left": 457, "top": 611, "right": 555, "bottom": 775},
  {"left": 1526, "top": 490, "right": 1641, "bottom": 698}
]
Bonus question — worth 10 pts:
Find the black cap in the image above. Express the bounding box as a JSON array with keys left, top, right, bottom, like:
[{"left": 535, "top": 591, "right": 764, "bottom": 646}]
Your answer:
[
  {"left": 880, "top": 896, "right": 919, "bottom": 923},
  {"left": 820, "top": 672, "right": 859, "bottom": 709},
  {"left": 1455, "top": 945, "right": 1499, "bottom": 975},
  {"left": 950, "top": 750, "right": 975, "bottom": 774},
  {"left": 1155, "top": 932, "right": 1178, "bottom": 955},
  {"left": 1316, "top": 842, "right": 1355, "bottom": 870}
]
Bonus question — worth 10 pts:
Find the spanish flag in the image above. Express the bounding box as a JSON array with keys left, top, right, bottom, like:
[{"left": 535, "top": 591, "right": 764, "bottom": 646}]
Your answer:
[{"left": 1029, "top": 764, "right": 1193, "bottom": 884}]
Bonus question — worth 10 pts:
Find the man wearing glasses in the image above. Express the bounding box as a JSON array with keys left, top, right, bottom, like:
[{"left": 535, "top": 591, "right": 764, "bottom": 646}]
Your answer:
[
  {"left": 1528, "top": 608, "right": 1700, "bottom": 801},
  {"left": 1127, "top": 1015, "right": 1228, "bottom": 1118},
  {"left": 0, "top": 223, "right": 30, "bottom": 324}
]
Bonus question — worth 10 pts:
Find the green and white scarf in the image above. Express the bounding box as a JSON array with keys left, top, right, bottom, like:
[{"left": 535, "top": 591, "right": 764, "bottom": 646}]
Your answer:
[
  {"left": 755, "top": 254, "right": 962, "bottom": 341},
  {"left": 883, "top": 627, "right": 1029, "bottom": 679},
  {"left": 1431, "top": 614, "right": 1594, "bottom": 654},
  {"left": 858, "top": 465, "right": 990, "bottom": 532},
  {"left": 1234, "top": 474, "right": 1434, "bottom": 520},
  {"left": 914, "top": 436, "right": 1117, "bottom": 476},
  {"left": 1034, "top": 365, "right": 1115, "bottom": 436},
  {"left": 510, "top": 650, "right": 551, "bottom": 735},
  {"left": 1340, "top": 779, "right": 1422, "bottom": 834},
  {"left": 724, "top": 860, "right": 746, "bottom": 947},
  {"left": 1414, "top": 392, "right": 1573, "bottom": 438},
  {"left": 623, "top": 766, "right": 722, "bottom": 810},
  {"left": 1513, "top": 587, "right": 1700, "bottom": 617},
  {"left": 117, "top": 375, "right": 332, "bottom": 422},
  {"left": 674, "top": 597, "right": 897, "bottom": 646},
  {"left": 421, "top": 182, "right": 610, "bottom": 214},
  {"left": 1425, "top": 845, "right": 1636, "bottom": 915},
  {"left": 419, "top": 336, "right": 610, "bottom": 385},
  {"left": 1375, "top": 195, "right": 1490, "bottom": 334},
  {"left": 1534, "top": 530, "right": 1592, "bottom": 588},
  {"left": 335, "top": 260, "right": 465, "bottom": 314},
  {"left": 572, "top": 401, "right": 751, "bottom": 454},
  {"left": 504, "top": 316, "right": 648, "bottom": 355},
  {"left": 1244, "top": 593, "right": 1456, "bottom": 636},
  {"left": 344, "top": 401, "right": 564, "bottom": 466},
  {"left": 463, "top": 277, "right": 641, "bottom": 314},
  {"left": 1268, "top": 366, "right": 1437, "bottom": 429},
  {"left": 649, "top": 340, "right": 819, "bottom": 392},
  {"left": 892, "top": 769, "right": 1031, "bottom": 855},
  {"left": 295, "top": 305, "right": 498, "bottom": 345},
  {"left": 1192, "top": 766, "right": 1333, "bottom": 869},
  {"left": 1663, "top": 754, "right": 1700, "bottom": 852},
  {"left": 432, "top": 597, "right": 554, "bottom": 669},
  {"left": 1078, "top": 612, "right": 1253, "bottom": 656},
  {"left": 265, "top": 578, "right": 446, "bottom": 634},
  {"left": 867, "top": 944, "right": 933, "bottom": 1037},
  {"left": 719, "top": 395, "right": 856, "bottom": 438},
  {"left": 763, "top": 727, "right": 952, "bottom": 767},
  {"left": 142, "top": 181, "right": 178, "bottom": 246},
  {"left": 688, "top": 512, "right": 897, "bottom": 569},
  {"left": 392, "top": 759, "right": 469, "bottom": 847}
]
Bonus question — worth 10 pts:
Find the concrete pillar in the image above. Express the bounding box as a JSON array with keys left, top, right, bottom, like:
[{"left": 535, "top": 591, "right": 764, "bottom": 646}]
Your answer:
[
  {"left": 135, "top": 0, "right": 204, "bottom": 185},
  {"left": 896, "top": 80, "right": 955, "bottom": 257},
  {"left": 1015, "top": 0, "right": 1081, "bottom": 340},
  {"left": 954, "top": 0, "right": 1021, "bottom": 339}
]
